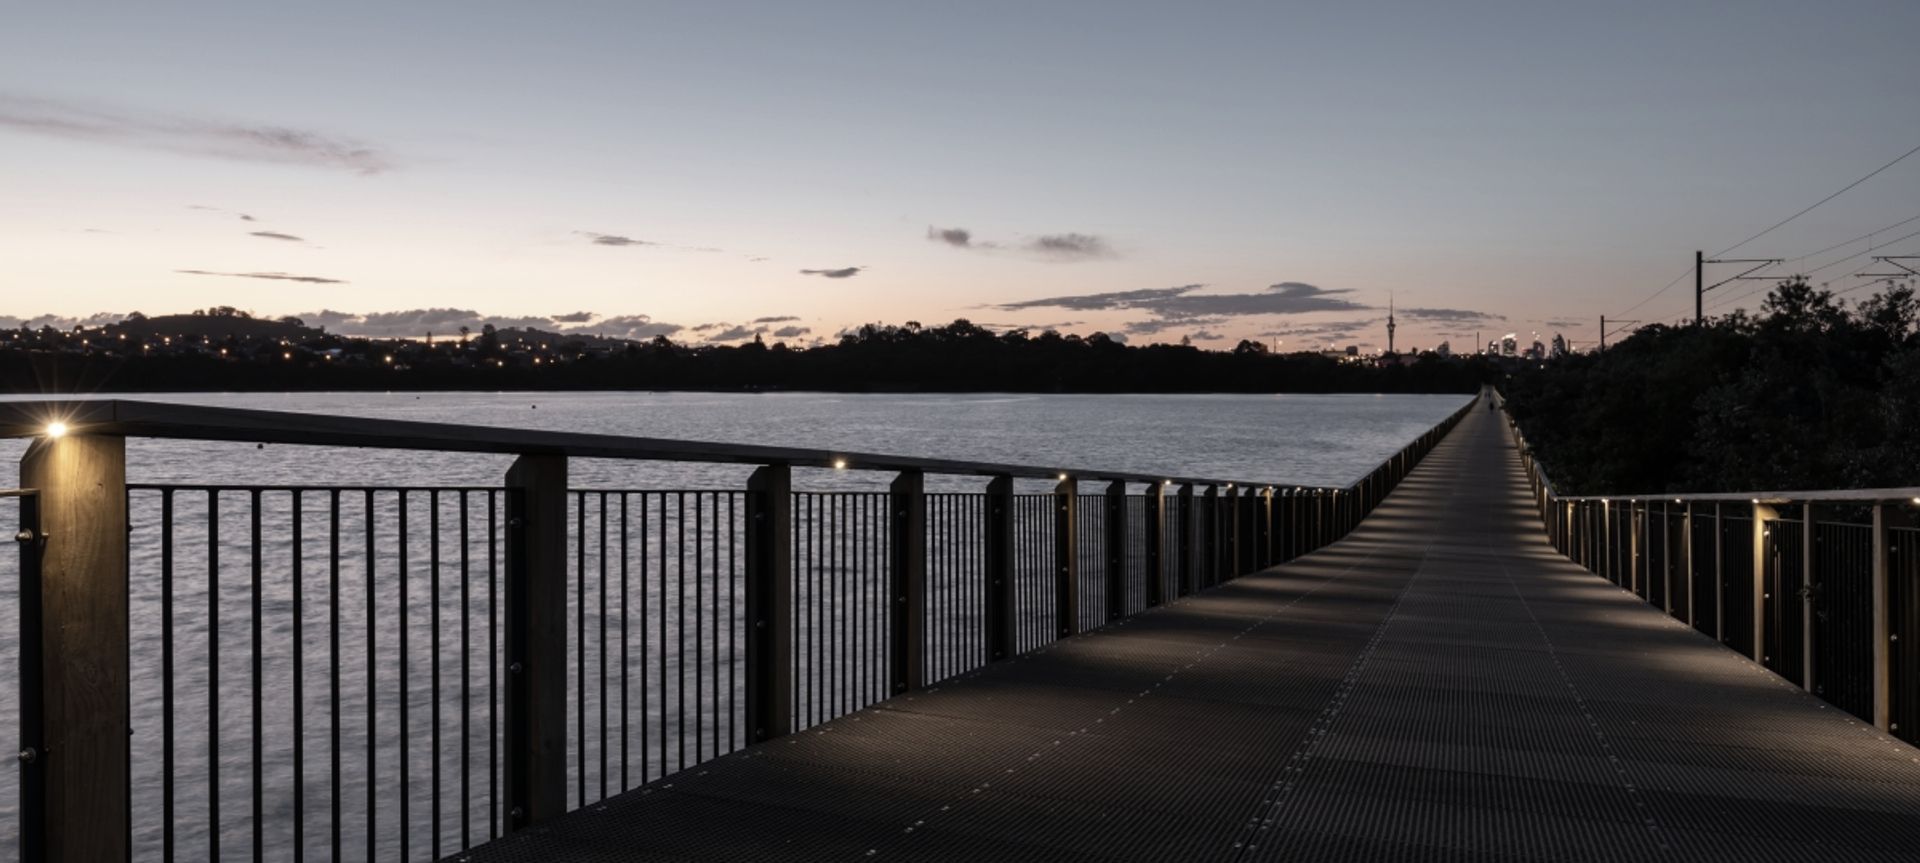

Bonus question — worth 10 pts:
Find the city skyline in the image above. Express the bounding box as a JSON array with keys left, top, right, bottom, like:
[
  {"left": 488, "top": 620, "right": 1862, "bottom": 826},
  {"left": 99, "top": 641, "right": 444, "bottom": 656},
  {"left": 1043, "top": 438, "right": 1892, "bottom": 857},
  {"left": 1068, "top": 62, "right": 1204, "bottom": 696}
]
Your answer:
[{"left": 4, "top": 1, "right": 1918, "bottom": 351}]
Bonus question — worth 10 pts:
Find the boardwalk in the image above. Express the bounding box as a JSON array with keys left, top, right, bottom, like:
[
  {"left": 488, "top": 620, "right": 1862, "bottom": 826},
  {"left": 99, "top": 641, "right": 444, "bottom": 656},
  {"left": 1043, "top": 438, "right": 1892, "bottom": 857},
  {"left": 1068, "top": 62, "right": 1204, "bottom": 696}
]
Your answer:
[{"left": 462, "top": 401, "right": 1920, "bottom": 862}]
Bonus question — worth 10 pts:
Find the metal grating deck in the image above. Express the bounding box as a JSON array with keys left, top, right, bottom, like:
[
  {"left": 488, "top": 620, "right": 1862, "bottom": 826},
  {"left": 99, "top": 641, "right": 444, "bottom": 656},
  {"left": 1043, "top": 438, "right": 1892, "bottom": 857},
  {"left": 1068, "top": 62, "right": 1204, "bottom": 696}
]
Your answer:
[{"left": 454, "top": 405, "right": 1920, "bottom": 862}]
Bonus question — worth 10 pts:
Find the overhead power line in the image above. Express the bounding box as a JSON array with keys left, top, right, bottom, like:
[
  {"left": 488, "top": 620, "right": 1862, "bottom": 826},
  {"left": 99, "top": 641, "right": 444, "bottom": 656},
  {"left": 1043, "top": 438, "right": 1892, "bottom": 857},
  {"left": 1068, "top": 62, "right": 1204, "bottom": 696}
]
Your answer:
[
  {"left": 1704, "top": 226, "right": 1920, "bottom": 313},
  {"left": 1714, "top": 141, "right": 1920, "bottom": 257},
  {"left": 1786, "top": 211, "right": 1920, "bottom": 264},
  {"left": 1610, "top": 142, "right": 1920, "bottom": 319}
]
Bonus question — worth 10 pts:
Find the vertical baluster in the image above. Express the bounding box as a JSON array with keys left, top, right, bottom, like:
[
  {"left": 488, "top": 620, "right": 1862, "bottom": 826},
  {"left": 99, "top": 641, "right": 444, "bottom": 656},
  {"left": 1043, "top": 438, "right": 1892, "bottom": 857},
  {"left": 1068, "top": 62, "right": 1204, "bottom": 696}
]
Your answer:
[
  {"left": 292, "top": 492, "right": 305, "bottom": 863},
  {"left": 619, "top": 493, "right": 629, "bottom": 790},
  {"left": 329, "top": 490, "right": 342, "bottom": 857},
  {"left": 363, "top": 489, "right": 374, "bottom": 862},
  {"left": 212, "top": 489, "right": 223, "bottom": 862},
  {"left": 398, "top": 491, "right": 410, "bottom": 862},
  {"left": 430, "top": 489, "right": 442, "bottom": 858},
  {"left": 600, "top": 493, "right": 610, "bottom": 797},
  {"left": 250, "top": 490, "right": 264, "bottom": 862},
  {"left": 460, "top": 491, "right": 471, "bottom": 850},
  {"left": 161, "top": 490, "right": 176, "bottom": 861}
]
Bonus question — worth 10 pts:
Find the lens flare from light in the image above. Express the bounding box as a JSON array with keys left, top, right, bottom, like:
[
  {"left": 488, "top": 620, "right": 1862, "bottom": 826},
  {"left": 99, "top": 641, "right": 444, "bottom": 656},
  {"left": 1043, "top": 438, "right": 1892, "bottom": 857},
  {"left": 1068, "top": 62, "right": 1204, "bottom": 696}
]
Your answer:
[{"left": 45, "top": 422, "right": 67, "bottom": 439}]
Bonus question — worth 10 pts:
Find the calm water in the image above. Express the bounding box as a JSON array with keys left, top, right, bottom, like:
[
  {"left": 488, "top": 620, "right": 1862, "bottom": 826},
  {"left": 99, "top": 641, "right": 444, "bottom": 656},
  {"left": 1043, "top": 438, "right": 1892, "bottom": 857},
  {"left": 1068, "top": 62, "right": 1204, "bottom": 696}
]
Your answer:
[
  {"left": 3, "top": 390, "right": 1469, "bottom": 489},
  {"left": 0, "top": 391, "right": 1468, "bottom": 861}
]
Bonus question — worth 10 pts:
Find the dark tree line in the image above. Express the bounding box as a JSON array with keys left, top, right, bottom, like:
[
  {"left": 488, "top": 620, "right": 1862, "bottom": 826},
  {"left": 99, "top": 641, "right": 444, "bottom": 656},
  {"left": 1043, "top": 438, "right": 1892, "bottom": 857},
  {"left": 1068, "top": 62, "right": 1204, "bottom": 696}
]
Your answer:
[
  {"left": 1, "top": 318, "right": 1494, "bottom": 395},
  {"left": 1504, "top": 280, "right": 1920, "bottom": 495}
]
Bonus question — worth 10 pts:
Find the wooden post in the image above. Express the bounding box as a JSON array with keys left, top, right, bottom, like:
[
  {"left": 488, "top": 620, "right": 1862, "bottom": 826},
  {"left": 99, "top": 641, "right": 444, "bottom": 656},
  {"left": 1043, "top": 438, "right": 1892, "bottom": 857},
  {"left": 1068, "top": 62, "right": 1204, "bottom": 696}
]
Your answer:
[
  {"left": 1144, "top": 482, "right": 1165, "bottom": 608},
  {"left": 19, "top": 433, "right": 129, "bottom": 862},
  {"left": 1176, "top": 483, "right": 1195, "bottom": 596},
  {"left": 1753, "top": 502, "right": 1776, "bottom": 665},
  {"left": 744, "top": 464, "right": 792, "bottom": 742},
  {"left": 1684, "top": 502, "right": 1695, "bottom": 628},
  {"left": 889, "top": 470, "right": 927, "bottom": 693},
  {"left": 1278, "top": 489, "right": 1293, "bottom": 563},
  {"left": 1202, "top": 486, "right": 1219, "bottom": 586},
  {"left": 1801, "top": 505, "right": 1816, "bottom": 693},
  {"left": 1873, "top": 503, "right": 1892, "bottom": 732},
  {"left": 503, "top": 453, "right": 567, "bottom": 828},
  {"left": 1105, "top": 481, "right": 1127, "bottom": 621},
  {"left": 1601, "top": 501, "right": 1611, "bottom": 584},
  {"left": 1658, "top": 502, "right": 1670, "bottom": 611},
  {"left": 1258, "top": 487, "right": 1273, "bottom": 570},
  {"left": 985, "top": 475, "right": 1015, "bottom": 661},
  {"left": 1630, "top": 502, "right": 1641, "bottom": 595},
  {"left": 1714, "top": 502, "right": 1725, "bottom": 643},
  {"left": 1225, "top": 486, "right": 1241, "bottom": 579},
  {"left": 1054, "top": 477, "right": 1078, "bottom": 637}
]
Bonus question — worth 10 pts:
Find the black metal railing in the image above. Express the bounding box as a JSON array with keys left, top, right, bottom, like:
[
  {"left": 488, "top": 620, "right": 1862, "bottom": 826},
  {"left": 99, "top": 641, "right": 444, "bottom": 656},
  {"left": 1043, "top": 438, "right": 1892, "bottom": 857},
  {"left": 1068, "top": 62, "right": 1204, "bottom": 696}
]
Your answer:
[
  {"left": 0, "top": 396, "right": 1471, "bottom": 862},
  {"left": 1500, "top": 390, "right": 1920, "bottom": 746}
]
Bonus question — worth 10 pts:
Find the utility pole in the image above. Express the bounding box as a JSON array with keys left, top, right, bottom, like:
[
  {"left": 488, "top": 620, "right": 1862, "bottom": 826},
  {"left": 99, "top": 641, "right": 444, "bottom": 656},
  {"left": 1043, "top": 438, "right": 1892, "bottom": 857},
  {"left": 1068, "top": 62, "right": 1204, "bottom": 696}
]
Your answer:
[
  {"left": 1695, "top": 251, "right": 1783, "bottom": 325},
  {"left": 1601, "top": 316, "right": 1641, "bottom": 351}
]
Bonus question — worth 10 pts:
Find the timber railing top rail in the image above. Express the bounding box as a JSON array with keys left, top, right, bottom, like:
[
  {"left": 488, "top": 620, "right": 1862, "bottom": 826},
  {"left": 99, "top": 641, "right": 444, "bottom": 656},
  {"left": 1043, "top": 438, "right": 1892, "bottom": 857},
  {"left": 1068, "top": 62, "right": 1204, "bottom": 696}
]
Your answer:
[{"left": 0, "top": 397, "right": 1438, "bottom": 491}]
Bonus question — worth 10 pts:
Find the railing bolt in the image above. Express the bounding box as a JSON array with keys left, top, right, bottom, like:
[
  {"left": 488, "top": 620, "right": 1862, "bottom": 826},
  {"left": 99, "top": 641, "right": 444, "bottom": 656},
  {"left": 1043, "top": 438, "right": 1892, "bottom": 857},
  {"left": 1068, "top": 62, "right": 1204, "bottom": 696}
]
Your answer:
[
  {"left": 507, "top": 517, "right": 524, "bottom": 529},
  {"left": 17, "top": 747, "right": 35, "bottom": 764},
  {"left": 509, "top": 662, "right": 524, "bottom": 674},
  {"left": 13, "top": 529, "right": 32, "bottom": 542},
  {"left": 510, "top": 807, "right": 524, "bottom": 820}
]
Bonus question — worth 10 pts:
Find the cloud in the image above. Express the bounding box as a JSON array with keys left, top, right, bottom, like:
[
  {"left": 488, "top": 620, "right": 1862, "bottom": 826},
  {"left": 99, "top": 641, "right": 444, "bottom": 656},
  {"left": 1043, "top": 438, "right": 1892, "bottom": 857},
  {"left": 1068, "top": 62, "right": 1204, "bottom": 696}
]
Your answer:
[
  {"left": 0, "top": 312, "right": 124, "bottom": 330},
  {"left": 1396, "top": 306, "right": 1506, "bottom": 325},
  {"left": 709, "top": 324, "right": 761, "bottom": 341},
  {"left": 2, "top": 95, "right": 392, "bottom": 173},
  {"left": 1538, "top": 318, "right": 1583, "bottom": 329},
  {"left": 176, "top": 269, "right": 345, "bottom": 284},
  {"left": 296, "top": 308, "right": 684, "bottom": 339},
  {"left": 999, "top": 282, "right": 1368, "bottom": 335},
  {"left": 1187, "top": 329, "right": 1226, "bottom": 341},
  {"left": 999, "top": 285, "right": 1202, "bottom": 312},
  {"left": 189, "top": 205, "right": 257, "bottom": 221},
  {"left": 1028, "top": 233, "right": 1113, "bottom": 259},
  {"left": 1256, "top": 318, "right": 1380, "bottom": 339},
  {"left": 752, "top": 315, "right": 800, "bottom": 323},
  {"left": 567, "top": 314, "right": 681, "bottom": 340},
  {"left": 771, "top": 325, "right": 810, "bottom": 339},
  {"left": 928, "top": 225, "right": 1114, "bottom": 259},
  {"left": 1124, "top": 315, "right": 1229, "bottom": 336},
  {"left": 551, "top": 311, "right": 595, "bottom": 323},
  {"left": 800, "top": 267, "right": 862, "bottom": 278},
  {"left": 691, "top": 322, "right": 727, "bottom": 332},
  {"left": 927, "top": 226, "right": 975, "bottom": 248},
  {"left": 249, "top": 231, "right": 303, "bottom": 242},
  {"left": 579, "top": 232, "right": 657, "bottom": 247}
]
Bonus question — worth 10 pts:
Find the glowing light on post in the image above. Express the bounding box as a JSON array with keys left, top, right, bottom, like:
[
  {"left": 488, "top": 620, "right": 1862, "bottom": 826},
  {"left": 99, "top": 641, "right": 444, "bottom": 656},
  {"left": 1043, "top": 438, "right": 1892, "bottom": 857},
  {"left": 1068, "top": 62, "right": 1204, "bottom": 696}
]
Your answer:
[
  {"left": 44, "top": 422, "right": 67, "bottom": 439},
  {"left": 832, "top": 459, "right": 847, "bottom": 470}
]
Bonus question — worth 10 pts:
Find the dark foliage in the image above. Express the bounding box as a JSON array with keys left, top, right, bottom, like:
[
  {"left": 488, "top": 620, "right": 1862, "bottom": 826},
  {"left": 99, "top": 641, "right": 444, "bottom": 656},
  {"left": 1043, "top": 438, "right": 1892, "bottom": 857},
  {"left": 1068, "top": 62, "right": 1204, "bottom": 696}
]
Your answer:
[
  {"left": 1504, "top": 280, "right": 1920, "bottom": 494},
  {"left": 0, "top": 318, "right": 1495, "bottom": 395}
]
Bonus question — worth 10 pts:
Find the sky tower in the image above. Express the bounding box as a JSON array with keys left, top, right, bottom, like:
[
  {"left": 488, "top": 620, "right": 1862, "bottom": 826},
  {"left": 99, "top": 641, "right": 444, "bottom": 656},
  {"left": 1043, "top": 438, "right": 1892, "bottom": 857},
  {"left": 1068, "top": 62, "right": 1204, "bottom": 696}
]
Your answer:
[{"left": 1386, "top": 294, "right": 1396, "bottom": 354}]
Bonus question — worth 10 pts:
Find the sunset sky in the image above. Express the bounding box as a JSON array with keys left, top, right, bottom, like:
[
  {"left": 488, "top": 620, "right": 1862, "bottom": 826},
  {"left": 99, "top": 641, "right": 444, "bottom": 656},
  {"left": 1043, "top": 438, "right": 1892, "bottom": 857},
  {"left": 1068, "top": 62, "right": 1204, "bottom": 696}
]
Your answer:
[{"left": 3, "top": 1, "right": 1917, "bottom": 351}]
